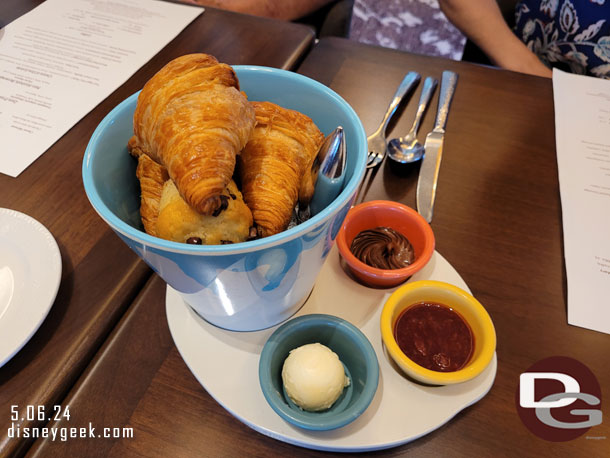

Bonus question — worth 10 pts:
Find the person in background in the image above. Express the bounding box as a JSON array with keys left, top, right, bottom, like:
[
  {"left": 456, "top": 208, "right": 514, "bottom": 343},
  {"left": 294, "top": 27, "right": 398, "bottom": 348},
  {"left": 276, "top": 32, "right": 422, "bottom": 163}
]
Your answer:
[
  {"left": 181, "top": 0, "right": 336, "bottom": 20},
  {"left": 439, "top": 0, "right": 610, "bottom": 79},
  {"left": 349, "top": 0, "right": 466, "bottom": 61},
  {"left": 183, "top": 0, "right": 468, "bottom": 60}
]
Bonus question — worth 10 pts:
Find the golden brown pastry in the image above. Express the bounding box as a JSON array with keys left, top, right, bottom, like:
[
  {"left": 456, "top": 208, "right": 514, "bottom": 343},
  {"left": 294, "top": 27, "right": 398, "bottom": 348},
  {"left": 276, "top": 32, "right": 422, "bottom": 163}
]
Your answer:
[
  {"left": 239, "top": 101, "right": 324, "bottom": 237},
  {"left": 130, "top": 53, "right": 256, "bottom": 215},
  {"left": 131, "top": 150, "right": 168, "bottom": 237},
  {"left": 156, "top": 179, "right": 253, "bottom": 245}
]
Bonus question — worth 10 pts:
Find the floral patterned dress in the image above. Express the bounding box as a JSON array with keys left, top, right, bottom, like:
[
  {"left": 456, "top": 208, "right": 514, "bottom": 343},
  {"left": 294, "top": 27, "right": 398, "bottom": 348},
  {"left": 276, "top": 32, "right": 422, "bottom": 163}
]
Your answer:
[
  {"left": 349, "top": 0, "right": 466, "bottom": 60},
  {"left": 514, "top": 0, "right": 610, "bottom": 78}
]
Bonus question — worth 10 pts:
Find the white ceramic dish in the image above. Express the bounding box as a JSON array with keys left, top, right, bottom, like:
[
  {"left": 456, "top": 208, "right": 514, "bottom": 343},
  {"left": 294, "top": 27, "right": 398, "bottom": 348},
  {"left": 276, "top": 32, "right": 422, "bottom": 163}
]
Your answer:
[
  {"left": 0, "top": 208, "right": 61, "bottom": 368},
  {"left": 166, "top": 246, "right": 497, "bottom": 452}
]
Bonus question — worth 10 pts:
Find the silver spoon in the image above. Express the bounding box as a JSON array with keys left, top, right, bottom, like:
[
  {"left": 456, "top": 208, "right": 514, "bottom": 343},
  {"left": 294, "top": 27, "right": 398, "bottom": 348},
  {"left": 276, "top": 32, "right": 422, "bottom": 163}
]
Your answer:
[
  {"left": 291, "top": 127, "right": 346, "bottom": 225},
  {"left": 309, "top": 126, "right": 346, "bottom": 216},
  {"left": 387, "top": 76, "right": 438, "bottom": 164}
]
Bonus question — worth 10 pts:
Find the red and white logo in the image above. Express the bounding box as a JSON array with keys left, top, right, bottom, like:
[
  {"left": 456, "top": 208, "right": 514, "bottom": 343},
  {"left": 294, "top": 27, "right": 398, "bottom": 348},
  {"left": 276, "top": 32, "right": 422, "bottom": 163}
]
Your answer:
[{"left": 515, "top": 356, "right": 602, "bottom": 441}]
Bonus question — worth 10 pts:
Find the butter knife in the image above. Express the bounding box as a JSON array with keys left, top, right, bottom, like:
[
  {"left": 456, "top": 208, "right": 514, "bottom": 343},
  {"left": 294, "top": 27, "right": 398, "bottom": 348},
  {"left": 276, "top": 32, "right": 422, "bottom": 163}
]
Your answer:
[{"left": 416, "top": 70, "right": 458, "bottom": 223}]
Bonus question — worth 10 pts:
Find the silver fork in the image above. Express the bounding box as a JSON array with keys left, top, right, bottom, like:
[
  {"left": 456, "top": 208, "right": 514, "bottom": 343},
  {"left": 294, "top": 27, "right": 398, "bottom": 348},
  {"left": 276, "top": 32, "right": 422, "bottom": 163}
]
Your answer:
[{"left": 366, "top": 71, "right": 421, "bottom": 169}]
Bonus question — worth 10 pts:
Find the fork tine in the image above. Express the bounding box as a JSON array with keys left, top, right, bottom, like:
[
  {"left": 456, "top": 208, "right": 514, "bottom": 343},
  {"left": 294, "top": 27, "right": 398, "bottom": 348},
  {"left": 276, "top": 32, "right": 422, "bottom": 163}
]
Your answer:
[
  {"left": 366, "top": 151, "right": 381, "bottom": 169},
  {"left": 366, "top": 151, "right": 376, "bottom": 166}
]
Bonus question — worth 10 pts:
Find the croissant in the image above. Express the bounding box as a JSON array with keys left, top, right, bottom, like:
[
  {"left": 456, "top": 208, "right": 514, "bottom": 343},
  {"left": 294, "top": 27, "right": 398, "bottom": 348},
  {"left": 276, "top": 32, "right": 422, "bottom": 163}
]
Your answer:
[
  {"left": 129, "top": 146, "right": 168, "bottom": 237},
  {"left": 130, "top": 53, "right": 256, "bottom": 215},
  {"left": 239, "top": 101, "right": 324, "bottom": 237}
]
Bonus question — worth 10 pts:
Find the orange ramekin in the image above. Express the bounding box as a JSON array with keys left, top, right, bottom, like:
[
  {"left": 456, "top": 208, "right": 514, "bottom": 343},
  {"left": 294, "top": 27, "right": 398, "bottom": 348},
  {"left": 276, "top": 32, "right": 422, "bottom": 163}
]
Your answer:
[{"left": 336, "top": 200, "right": 435, "bottom": 288}]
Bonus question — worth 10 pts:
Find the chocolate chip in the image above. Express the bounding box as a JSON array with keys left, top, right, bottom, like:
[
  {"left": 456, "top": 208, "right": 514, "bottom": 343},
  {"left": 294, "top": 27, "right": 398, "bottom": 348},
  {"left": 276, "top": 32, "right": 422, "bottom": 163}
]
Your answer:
[
  {"left": 220, "top": 194, "right": 229, "bottom": 209},
  {"left": 186, "top": 237, "right": 202, "bottom": 245},
  {"left": 220, "top": 240, "right": 233, "bottom": 244},
  {"left": 212, "top": 195, "right": 230, "bottom": 217}
]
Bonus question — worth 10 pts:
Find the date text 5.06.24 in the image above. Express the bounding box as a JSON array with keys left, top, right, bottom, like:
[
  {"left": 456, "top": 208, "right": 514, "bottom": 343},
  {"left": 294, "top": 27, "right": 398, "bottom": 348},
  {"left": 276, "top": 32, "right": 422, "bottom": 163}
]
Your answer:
[{"left": 11, "top": 405, "right": 70, "bottom": 423}]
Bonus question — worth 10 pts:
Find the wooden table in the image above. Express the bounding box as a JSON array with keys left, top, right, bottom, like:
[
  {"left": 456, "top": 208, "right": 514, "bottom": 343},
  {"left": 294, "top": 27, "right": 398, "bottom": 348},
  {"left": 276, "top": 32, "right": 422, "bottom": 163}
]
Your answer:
[
  {"left": 0, "top": 3, "right": 314, "bottom": 457},
  {"left": 20, "top": 32, "right": 610, "bottom": 458}
]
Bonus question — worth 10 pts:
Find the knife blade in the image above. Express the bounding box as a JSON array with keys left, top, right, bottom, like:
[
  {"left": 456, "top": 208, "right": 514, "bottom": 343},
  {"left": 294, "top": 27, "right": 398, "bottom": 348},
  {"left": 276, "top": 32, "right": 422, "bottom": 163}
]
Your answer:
[{"left": 416, "top": 70, "right": 458, "bottom": 223}]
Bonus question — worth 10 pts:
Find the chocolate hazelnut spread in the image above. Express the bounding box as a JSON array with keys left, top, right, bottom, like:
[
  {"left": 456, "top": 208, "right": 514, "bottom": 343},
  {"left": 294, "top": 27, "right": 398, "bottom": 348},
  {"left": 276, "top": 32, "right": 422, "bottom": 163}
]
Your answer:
[{"left": 350, "top": 227, "right": 415, "bottom": 270}]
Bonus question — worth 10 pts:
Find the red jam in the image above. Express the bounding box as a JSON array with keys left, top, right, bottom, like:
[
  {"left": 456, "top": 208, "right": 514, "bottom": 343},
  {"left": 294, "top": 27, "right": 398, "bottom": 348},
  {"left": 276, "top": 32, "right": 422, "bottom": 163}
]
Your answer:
[{"left": 394, "top": 302, "right": 473, "bottom": 372}]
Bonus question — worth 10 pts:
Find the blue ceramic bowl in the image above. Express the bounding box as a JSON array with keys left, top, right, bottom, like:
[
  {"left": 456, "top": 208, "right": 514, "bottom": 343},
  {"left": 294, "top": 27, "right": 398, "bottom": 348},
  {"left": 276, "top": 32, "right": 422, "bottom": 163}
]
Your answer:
[
  {"left": 82, "top": 66, "right": 367, "bottom": 331},
  {"left": 259, "top": 314, "right": 379, "bottom": 431}
]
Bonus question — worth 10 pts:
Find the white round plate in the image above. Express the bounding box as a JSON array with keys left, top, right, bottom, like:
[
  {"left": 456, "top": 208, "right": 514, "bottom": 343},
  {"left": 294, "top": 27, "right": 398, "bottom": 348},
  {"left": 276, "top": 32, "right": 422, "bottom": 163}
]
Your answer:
[
  {"left": 0, "top": 208, "right": 61, "bottom": 368},
  {"left": 166, "top": 247, "right": 497, "bottom": 452}
]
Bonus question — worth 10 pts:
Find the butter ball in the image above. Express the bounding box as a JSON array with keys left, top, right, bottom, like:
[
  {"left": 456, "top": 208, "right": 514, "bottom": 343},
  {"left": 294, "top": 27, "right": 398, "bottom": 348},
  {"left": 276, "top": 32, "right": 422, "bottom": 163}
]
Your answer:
[{"left": 281, "top": 343, "right": 350, "bottom": 411}]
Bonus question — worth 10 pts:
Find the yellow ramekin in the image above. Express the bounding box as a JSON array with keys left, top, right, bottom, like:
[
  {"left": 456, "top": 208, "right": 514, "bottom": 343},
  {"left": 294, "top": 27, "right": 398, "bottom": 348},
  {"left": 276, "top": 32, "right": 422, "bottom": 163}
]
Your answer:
[{"left": 380, "top": 280, "right": 496, "bottom": 385}]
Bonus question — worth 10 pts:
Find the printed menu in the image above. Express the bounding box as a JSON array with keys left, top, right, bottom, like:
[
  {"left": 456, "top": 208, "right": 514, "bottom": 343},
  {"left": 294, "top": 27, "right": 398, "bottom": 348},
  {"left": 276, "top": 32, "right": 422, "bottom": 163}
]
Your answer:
[
  {"left": 0, "top": 0, "right": 203, "bottom": 177},
  {"left": 553, "top": 69, "right": 610, "bottom": 335}
]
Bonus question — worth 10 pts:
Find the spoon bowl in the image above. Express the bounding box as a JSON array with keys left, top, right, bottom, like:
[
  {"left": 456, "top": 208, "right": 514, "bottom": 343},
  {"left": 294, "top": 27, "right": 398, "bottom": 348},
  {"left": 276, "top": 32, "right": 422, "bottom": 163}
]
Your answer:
[
  {"left": 294, "top": 126, "right": 347, "bottom": 224},
  {"left": 387, "top": 76, "right": 437, "bottom": 165},
  {"left": 310, "top": 126, "right": 347, "bottom": 216},
  {"left": 387, "top": 136, "right": 425, "bottom": 164}
]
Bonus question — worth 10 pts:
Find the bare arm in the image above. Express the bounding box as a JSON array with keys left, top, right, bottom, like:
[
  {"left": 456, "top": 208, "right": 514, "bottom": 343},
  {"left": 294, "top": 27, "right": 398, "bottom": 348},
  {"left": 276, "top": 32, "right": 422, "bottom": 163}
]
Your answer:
[
  {"left": 185, "top": 0, "right": 335, "bottom": 21},
  {"left": 439, "top": 0, "right": 552, "bottom": 78}
]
